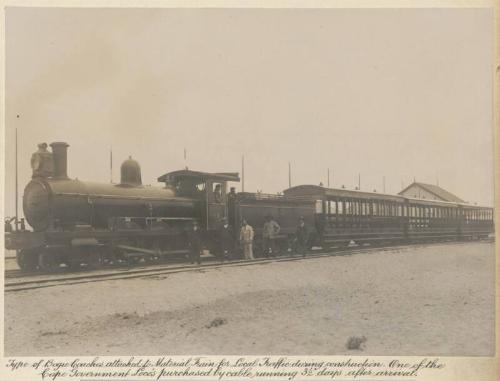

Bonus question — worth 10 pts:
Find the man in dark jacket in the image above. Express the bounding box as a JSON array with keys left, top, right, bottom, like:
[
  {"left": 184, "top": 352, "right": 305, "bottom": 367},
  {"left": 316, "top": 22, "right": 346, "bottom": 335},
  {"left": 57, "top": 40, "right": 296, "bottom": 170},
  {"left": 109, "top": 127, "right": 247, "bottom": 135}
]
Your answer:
[
  {"left": 218, "top": 217, "right": 234, "bottom": 261},
  {"left": 295, "top": 217, "right": 309, "bottom": 257},
  {"left": 187, "top": 221, "right": 202, "bottom": 265}
]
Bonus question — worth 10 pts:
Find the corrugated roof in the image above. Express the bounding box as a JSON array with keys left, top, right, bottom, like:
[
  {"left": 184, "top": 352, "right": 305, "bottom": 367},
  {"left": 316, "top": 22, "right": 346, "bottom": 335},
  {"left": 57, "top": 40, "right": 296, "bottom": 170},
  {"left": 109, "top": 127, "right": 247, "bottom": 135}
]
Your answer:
[{"left": 398, "top": 182, "right": 465, "bottom": 203}]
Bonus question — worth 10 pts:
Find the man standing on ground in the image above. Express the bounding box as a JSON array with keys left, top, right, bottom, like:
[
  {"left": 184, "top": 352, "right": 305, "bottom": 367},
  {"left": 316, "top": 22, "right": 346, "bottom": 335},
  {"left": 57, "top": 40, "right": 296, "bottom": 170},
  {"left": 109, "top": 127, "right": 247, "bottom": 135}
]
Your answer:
[
  {"left": 219, "top": 217, "right": 234, "bottom": 261},
  {"left": 239, "top": 219, "right": 254, "bottom": 260},
  {"left": 263, "top": 215, "right": 281, "bottom": 257},
  {"left": 295, "top": 216, "right": 309, "bottom": 258},
  {"left": 187, "top": 221, "right": 202, "bottom": 265}
]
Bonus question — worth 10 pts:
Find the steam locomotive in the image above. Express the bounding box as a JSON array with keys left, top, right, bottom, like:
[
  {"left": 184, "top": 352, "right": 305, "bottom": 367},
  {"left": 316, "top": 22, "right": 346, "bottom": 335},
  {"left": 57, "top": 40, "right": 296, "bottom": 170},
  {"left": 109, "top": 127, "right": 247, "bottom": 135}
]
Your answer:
[{"left": 5, "top": 141, "right": 495, "bottom": 271}]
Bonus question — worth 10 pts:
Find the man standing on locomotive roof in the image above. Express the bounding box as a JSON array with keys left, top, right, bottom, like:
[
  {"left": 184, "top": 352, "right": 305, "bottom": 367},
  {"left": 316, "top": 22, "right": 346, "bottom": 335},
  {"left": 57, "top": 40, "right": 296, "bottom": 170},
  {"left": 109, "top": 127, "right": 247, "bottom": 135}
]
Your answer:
[
  {"left": 263, "top": 215, "right": 280, "bottom": 257},
  {"left": 218, "top": 217, "right": 234, "bottom": 261},
  {"left": 239, "top": 219, "right": 254, "bottom": 260},
  {"left": 187, "top": 220, "right": 202, "bottom": 265}
]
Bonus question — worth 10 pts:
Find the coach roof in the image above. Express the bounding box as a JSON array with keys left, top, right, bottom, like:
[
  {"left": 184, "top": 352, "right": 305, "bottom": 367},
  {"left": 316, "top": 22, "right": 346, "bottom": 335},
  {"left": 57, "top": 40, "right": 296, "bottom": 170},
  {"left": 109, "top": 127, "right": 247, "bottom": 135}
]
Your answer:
[
  {"left": 284, "top": 184, "right": 405, "bottom": 202},
  {"left": 158, "top": 169, "right": 240, "bottom": 183}
]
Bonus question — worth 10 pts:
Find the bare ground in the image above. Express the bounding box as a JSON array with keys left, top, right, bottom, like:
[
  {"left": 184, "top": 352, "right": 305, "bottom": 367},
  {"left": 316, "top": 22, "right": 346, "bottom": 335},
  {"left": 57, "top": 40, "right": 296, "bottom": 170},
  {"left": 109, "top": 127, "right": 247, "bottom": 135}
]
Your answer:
[{"left": 4, "top": 241, "right": 495, "bottom": 356}]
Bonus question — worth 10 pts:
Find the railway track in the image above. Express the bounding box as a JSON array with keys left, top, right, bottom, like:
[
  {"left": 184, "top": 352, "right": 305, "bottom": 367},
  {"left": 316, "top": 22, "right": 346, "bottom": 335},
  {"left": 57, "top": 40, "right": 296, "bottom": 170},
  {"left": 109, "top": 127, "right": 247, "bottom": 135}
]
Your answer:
[{"left": 4, "top": 239, "right": 493, "bottom": 293}]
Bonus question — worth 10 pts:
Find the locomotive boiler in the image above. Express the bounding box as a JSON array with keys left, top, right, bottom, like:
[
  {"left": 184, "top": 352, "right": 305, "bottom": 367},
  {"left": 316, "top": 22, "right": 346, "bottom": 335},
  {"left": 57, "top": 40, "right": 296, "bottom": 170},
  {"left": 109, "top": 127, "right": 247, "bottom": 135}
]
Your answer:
[{"left": 24, "top": 142, "right": 195, "bottom": 231}]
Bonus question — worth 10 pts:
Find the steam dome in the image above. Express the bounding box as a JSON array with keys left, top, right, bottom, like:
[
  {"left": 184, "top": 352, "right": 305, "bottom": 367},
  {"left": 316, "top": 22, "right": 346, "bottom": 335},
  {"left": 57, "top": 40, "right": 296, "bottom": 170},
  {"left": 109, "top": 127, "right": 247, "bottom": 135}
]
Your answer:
[{"left": 120, "top": 156, "right": 142, "bottom": 186}]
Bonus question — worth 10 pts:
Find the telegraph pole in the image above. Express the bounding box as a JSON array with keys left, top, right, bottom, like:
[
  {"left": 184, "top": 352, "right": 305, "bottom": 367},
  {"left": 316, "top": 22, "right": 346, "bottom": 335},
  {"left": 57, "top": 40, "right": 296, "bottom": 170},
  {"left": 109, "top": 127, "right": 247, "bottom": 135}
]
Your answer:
[
  {"left": 110, "top": 146, "right": 113, "bottom": 183},
  {"left": 15, "top": 125, "right": 18, "bottom": 231},
  {"left": 383, "top": 176, "right": 386, "bottom": 193},
  {"left": 327, "top": 168, "right": 330, "bottom": 187},
  {"left": 358, "top": 173, "right": 361, "bottom": 190},
  {"left": 241, "top": 155, "right": 245, "bottom": 192},
  {"left": 288, "top": 162, "right": 291, "bottom": 188}
]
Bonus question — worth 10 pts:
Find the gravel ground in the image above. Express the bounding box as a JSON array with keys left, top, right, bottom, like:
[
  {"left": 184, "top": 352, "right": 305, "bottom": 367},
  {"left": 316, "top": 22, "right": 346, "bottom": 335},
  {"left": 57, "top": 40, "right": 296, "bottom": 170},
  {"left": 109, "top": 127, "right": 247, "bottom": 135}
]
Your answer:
[{"left": 4, "top": 242, "right": 495, "bottom": 356}]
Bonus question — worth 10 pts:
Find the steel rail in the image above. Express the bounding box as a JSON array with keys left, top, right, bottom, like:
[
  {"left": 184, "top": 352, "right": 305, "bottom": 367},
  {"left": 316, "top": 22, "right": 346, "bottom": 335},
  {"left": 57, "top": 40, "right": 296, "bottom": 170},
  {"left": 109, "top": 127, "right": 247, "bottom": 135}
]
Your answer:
[{"left": 4, "top": 240, "right": 492, "bottom": 293}]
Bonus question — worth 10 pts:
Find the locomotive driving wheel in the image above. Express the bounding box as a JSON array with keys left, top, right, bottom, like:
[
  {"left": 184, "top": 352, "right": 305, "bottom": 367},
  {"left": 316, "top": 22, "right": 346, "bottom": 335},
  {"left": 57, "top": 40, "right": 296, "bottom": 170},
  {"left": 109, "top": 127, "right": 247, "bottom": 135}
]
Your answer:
[
  {"left": 16, "top": 249, "right": 39, "bottom": 271},
  {"left": 38, "top": 250, "right": 59, "bottom": 271}
]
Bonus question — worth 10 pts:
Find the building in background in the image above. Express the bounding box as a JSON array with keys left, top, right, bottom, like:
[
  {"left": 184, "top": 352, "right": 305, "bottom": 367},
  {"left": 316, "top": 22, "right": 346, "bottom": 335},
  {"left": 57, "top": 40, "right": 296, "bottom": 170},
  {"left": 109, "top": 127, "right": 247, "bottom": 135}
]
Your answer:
[{"left": 398, "top": 182, "right": 465, "bottom": 203}]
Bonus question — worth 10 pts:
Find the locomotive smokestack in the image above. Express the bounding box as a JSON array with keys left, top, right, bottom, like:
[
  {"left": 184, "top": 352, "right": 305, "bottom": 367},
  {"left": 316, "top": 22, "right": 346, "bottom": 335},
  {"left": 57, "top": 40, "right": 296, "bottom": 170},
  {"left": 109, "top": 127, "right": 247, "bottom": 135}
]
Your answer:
[{"left": 50, "top": 142, "right": 69, "bottom": 179}]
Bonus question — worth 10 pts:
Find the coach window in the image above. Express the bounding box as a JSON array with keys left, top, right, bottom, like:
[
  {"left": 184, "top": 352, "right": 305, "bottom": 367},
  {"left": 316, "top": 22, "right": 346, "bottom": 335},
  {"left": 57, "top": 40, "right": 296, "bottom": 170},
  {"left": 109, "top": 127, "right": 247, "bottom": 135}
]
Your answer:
[{"left": 315, "top": 200, "right": 323, "bottom": 214}]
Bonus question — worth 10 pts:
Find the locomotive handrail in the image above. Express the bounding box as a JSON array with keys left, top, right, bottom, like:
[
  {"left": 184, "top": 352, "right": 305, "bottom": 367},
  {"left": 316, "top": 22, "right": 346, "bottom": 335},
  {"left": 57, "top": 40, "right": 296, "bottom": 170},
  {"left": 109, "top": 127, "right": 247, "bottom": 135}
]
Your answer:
[{"left": 52, "top": 191, "right": 194, "bottom": 202}]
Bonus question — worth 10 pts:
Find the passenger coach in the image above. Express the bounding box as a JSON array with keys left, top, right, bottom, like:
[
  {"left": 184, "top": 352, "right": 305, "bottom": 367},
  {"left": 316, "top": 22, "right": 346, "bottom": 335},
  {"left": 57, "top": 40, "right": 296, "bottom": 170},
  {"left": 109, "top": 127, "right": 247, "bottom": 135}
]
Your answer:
[{"left": 284, "top": 185, "right": 494, "bottom": 247}]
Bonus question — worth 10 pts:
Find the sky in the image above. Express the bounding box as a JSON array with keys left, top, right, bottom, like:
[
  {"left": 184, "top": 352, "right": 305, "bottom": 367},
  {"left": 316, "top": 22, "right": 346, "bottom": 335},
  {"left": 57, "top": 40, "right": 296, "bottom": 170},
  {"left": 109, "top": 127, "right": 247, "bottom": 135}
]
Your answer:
[{"left": 3, "top": 7, "right": 494, "bottom": 220}]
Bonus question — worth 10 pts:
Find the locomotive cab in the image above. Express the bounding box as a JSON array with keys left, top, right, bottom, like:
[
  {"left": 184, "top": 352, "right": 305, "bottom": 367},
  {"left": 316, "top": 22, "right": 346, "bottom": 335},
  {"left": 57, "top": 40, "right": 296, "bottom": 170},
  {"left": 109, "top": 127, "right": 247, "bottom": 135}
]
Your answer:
[{"left": 158, "top": 170, "right": 240, "bottom": 230}]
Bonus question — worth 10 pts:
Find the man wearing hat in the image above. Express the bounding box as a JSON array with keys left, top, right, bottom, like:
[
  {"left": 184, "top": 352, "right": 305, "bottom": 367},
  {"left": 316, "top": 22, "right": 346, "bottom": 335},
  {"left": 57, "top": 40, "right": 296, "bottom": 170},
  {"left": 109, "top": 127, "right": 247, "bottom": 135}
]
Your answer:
[
  {"left": 187, "top": 220, "right": 202, "bottom": 265},
  {"left": 295, "top": 216, "right": 309, "bottom": 257},
  {"left": 218, "top": 217, "right": 234, "bottom": 261},
  {"left": 239, "top": 219, "right": 254, "bottom": 260},
  {"left": 262, "top": 215, "right": 280, "bottom": 257},
  {"left": 31, "top": 142, "right": 54, "bottom": 178}
]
